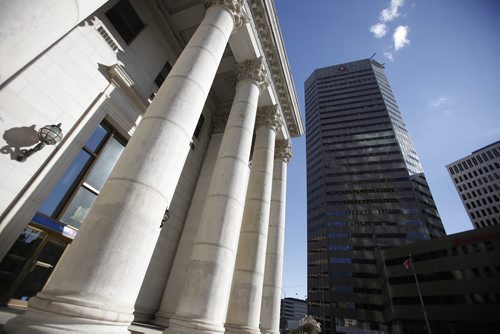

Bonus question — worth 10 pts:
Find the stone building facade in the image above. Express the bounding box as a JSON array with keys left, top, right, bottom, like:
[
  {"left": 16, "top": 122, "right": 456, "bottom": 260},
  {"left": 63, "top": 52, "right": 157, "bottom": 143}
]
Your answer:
[{"left": 0, "top": 0, "right": 303, "bottom": 333}]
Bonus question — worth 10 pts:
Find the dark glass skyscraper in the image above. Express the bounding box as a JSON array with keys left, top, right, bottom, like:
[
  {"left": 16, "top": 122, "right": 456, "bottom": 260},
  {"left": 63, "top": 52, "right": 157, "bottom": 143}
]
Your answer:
[{"left": 305, "top": 59, "right": 445, "bottom": 333}]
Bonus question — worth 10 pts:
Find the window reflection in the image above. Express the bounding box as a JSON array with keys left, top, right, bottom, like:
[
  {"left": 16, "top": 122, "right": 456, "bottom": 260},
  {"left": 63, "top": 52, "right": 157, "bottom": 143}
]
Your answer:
[
  {"left": 85, "top": 137, "right": 125, "bottom": 191},
  {"left": 61, "top": 187, "right": 97, "bottom": 229},
  {"left": 36, "top": 122, "right": 126, "bottom": 230},
  {"left": 85, "top": 124, "right": 108, "bottom": 152},
  {"left": 38, "top": 151, "right": 92, "bottom": 217},
  {"left": 20, "top": 228, "right": 42, "bottom": 244}
]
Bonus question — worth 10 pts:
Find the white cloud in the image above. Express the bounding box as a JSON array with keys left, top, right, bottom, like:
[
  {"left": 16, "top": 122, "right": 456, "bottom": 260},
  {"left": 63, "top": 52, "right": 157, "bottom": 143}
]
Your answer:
[
  {"left": 384, "top": 51, "right": 394, "bottom": 62},
  {"left": 380, "top": 0, "right": 405, "bottom": 22},
  {"left": 393, "top": 25, "right": 410, "bottom": 50},
  {"left": 429, "top": 97, "right": 449, "bottom": 108},
  {"left": 370, "top": 23, "right": 388, "bottom": 38}
]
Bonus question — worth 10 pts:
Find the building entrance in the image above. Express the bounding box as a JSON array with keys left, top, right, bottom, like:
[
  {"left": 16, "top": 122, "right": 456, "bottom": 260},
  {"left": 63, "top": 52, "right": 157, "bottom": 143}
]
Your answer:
[
  {"left": 0, "top": 224, "right": 70, "bottom": 306},
  {"left": 0, "top": 121, "right": 126, "bottom": 307}
]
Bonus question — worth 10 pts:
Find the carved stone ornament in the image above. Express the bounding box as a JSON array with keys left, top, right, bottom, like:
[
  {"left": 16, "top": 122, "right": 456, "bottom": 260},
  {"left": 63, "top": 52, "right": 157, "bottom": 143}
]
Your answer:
[
  {"left": 212, "top": 114, "right": 228, "bottom": 134},
  {"left": 255, "top": 105, "right": 281, "bottom": 131},
  {"left": 234, "top": 57, "right": 269, "bottom": 90},
  {"left": 203, "top": 0, "right": 248, "bottom": 29},
  {"left": 275, "top": 139, "right": 292, "bottom": 163}
]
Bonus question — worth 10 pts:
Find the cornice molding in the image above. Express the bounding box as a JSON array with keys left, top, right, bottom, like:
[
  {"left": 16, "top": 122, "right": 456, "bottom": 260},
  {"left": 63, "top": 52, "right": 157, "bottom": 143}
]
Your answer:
[
  {"left": 247, "top": 0, "right": 304, "bottom": 137},
  {"left": 108, "top": 64, "right": 147, "bottom": 113}
]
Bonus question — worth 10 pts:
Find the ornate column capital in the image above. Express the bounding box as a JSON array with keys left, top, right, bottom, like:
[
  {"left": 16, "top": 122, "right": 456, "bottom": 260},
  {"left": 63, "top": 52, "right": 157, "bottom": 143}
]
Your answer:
[
  {"left": 256, "top": 105, "right": 281, "bottom": 131},
  {"left": 234, "top": 57, "right": 269, "bottom": 90},
  {"left": 275, "top": 139, "right": 292, "bottom": 163},
  {"left": 212, "top": 114, "right": 228, "bottom": 134},
  {"left": 203, "top": 0, "right": 248, "bottom": 29}
]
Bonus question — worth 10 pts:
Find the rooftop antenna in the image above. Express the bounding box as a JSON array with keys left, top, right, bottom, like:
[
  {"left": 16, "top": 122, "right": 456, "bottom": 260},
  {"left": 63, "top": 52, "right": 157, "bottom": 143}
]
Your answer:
[{"left": 369, "top": 53, "right": 376, "bottom": 60}]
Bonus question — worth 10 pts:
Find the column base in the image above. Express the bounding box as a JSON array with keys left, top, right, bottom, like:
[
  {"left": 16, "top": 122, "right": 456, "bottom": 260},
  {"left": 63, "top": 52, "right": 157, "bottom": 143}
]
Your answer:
[
  {"left": 133, "top": 307, "right": 155, "bottom": 324},
  {"left": 152, "top": 310, "right": 173, "bottom": 327},
  {"left": 164, "top": 316, "right": 225, "bottom": 334},
  {"left": 4, "top": 309, "right": 130, "bottom": 334},
  {"left": 224, "top": 323, "right": 261, "bottom": 334}
]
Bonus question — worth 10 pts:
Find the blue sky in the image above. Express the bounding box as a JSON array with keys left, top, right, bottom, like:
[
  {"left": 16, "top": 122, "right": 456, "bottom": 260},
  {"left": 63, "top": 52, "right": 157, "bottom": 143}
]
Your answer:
[{"left": 275, "top": 0, "right": 500, "bottom": 300}]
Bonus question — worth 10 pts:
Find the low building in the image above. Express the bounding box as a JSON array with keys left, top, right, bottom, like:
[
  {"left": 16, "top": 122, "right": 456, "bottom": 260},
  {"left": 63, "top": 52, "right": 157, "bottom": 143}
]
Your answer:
[
  {"left": 280, "top": 298, "right": 307, "bottom": 333},
  {"left": 446, "top": 141, "right": 500, "bottom": 229},
  {"left": 382, "top": 225, "right": 500, "bottom": 333}
]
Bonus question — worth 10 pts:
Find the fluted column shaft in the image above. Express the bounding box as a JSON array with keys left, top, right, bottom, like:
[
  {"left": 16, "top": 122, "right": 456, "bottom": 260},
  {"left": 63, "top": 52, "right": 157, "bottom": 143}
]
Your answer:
[
  {"left": 260, "top": 140, "right": 292, "bottom": 334},
  {"left": 166, "top": 57, "right": 268, "bottom": 334},
  {"left": 225, "top": 106, "right": 280, "bottom": 333},
  {"left": 5, "top": 2, "right": 244, "bottom": 333}
]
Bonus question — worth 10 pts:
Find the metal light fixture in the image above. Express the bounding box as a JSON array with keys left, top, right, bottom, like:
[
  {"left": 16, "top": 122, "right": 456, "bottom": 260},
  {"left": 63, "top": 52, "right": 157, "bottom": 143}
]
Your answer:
[
  {"left": 17, "top": 123, "right": 63, "bottom": 161},
  {"left": 160, "top": 209, "right": 170, "bottom": 228}
]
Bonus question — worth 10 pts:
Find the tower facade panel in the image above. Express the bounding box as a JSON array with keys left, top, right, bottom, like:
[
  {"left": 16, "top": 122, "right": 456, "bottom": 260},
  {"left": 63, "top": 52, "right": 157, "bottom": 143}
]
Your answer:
[{"left": 305, "top": 59, "right": 445, "bottom": 332}]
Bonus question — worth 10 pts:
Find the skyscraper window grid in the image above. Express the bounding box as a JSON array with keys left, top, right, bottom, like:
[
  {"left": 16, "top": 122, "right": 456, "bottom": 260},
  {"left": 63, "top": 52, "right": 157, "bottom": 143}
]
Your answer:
[{"left": 305, "top": 59, "right": 445, "bottom": 333}]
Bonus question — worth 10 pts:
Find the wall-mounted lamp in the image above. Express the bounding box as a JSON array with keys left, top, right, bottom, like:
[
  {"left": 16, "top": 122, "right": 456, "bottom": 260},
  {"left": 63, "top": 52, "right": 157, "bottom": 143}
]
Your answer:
[
  {"left": 17, "top": 123, "right": 63, "bottom": 162},
  {"left": 160, "top": 209, "right": 170, "bottom": 228}
]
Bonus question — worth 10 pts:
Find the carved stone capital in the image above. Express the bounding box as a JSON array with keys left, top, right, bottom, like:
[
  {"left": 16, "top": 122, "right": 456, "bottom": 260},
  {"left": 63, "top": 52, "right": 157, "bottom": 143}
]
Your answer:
[
  {"left": 203, "top": 0, "right": 248, "bottom": 29},
  {"left": 275, "top": 139, "right": 292, "bottom": 163},
  {"left": 255, "top": 105, "right": 281, "bottom": 131},
  {"left": 212, "top": 115, "right": 228, "bottom": 134},
  {"left": 234, "top": 57, "right": 269, "bottom": 90}
]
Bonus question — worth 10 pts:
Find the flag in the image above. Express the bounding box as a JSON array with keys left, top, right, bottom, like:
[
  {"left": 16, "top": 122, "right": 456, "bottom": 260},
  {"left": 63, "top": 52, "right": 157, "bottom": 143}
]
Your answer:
[{"left": 403, "top": 257, "right": 413, "bottom": 270}]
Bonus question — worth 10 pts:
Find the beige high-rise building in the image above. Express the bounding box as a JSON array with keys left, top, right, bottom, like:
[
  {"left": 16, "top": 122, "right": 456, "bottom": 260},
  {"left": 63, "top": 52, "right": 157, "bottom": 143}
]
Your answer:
[
  {"left": 0, "top": 1, "right": 303, "bottom": 333},
  {"left": 446, "top": 141, "right": 500, "bottom": 229}
]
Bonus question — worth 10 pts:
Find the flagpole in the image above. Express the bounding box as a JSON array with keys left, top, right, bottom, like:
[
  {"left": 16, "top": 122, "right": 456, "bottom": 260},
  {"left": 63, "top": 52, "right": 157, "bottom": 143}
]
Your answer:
[{"left": 409, "top": 254, "right": 432, "bottom": 334}]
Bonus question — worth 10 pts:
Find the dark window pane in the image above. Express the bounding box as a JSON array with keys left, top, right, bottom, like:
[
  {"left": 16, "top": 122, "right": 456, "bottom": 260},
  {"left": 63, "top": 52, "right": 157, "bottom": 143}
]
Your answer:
[
  {"left": 194, "top": 114, "right": 205, "bottom": 139},
  {"left": 60, "top": 187, "right": 98, "bottom": 229},
  {"left": 12, "top": 239, "right": 66, "bottom": 301},
  {"left": 0, "top": 227, "right": 46, "bottom": 299},
  {"left": 85, "top": 137, "right": 125, "bottom": 191},
  {"left": 155, "top": 62, "right": 172, "bottom": 87},
  {"left": 105, "top": 0, "right": 144, "bottom": 44},
  {"left": 38, "top": 151, "right": 92, "bottom": 217},
  {"left": 84, "top": 124, "right": 109, "bottom": 152}
]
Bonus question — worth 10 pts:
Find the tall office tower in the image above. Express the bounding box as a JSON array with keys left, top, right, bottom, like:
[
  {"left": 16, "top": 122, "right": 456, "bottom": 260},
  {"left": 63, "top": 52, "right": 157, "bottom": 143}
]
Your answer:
[
  {"left": 446, "top": 141, "right": 500, "bottom": 229},
  {"left": 305, "top": 59, "right": 445, "bottom": 333}
]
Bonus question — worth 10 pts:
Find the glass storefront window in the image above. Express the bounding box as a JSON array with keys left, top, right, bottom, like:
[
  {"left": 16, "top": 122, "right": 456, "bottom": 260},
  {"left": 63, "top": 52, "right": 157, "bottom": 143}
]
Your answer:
[
  {"left": 1, "top": 122, "right": 126, "bottom": 304},
  {"left": 0, "top": 227, "right": 47, "bottom": 301}
]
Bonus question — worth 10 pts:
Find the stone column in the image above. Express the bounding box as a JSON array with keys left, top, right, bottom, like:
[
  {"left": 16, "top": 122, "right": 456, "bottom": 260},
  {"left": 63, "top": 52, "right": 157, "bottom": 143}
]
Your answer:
[
  {"left": 5, "top": 2, "right": 245, "bottom": 333},
  {"left": 166, "top": 57, "right": 268, "bottom": 334},
  {"left": 153, "top": 116, "right": 226, "bottom": 327},
  {"left": 225, "top": 105, "right": 280, "bottom": 333},
  {"left": 260, "top": 140, "right": 292, "bottom": 334}
]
